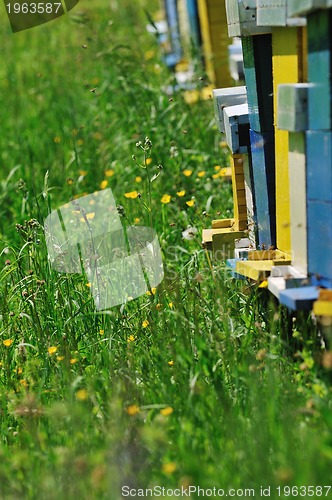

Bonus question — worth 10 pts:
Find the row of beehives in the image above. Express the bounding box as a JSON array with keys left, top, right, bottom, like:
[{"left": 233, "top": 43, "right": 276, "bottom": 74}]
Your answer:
[
  {"left": 158, "top": 0, "right": 243, "bottom": 88},
  {"left": 202, "top": 0, "right": 332, "bottom": 318}
]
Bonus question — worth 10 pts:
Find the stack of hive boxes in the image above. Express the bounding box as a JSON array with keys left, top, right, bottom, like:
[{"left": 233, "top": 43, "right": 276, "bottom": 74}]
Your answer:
[{"left": 204, "top": 0, "right": 332, "bottom": 320}]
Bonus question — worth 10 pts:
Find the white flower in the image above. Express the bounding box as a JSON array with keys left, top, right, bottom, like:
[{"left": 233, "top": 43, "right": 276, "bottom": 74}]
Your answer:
[{"left": 182, "top": 227, "right": 198, "bottom": 240}]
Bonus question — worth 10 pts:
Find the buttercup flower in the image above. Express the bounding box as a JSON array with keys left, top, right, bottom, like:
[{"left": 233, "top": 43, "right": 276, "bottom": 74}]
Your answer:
[
  {"left": 161, "top": 194, "right": 171, "bottom": 204},
  {"left": 186, "top": 200, "right": 195, "bottom": 207},
  {"left": 124, "top": 191, "right": 139, "bottom": 199},
  {"left": 162, "top": 462, "right": 176, "bottom": 474},
  {"left": 3, "top": 339, "right": 13, "bottom": 347},
  {"left": 100, "top": 180, "right": 108, "bottom": 190},
  {"left": 76, "top": 389, "right": 88, "bottom": 401},
  {"left": 104, "top": 169, "right": 115, "bottom": 177},
  {"left": 126, "top": 404, "right": 140, "bottom": 416},
  {"left": 160, "top": 407, "right": 174, "bottom": 416}
]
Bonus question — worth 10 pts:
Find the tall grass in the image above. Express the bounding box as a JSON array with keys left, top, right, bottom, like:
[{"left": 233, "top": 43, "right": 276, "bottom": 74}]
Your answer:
[{"left": 0, "top": 1, "right": 331, "bottom": 498}]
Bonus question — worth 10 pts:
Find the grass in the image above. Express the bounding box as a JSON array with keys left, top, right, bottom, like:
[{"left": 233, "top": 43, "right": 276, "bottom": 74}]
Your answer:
[{"left": 0, "top": 0, "right": 331, "bottom": 498}]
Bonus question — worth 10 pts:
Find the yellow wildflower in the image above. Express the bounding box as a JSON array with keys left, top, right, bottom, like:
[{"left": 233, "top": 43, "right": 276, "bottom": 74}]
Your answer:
[
  {"left": 86, "top": 283, "right": 91, "bottom": 288},
  {"left": 214, "top": 165, "right": 221, "bottom": 171},
  {"left": 162, "top": 462, "right": 176, "bottom": 474},
  {"left": 168, "top": 302, "right": 173, "bottom": 308},
  {"left": 127, "top": 335, "right": 135, "bottom": 343},
  {"left": 146, "top": 287, "right": 157, "bottom": 296},
  {"left": 124, "top": 191, "right": 139, "bottom": 199},
  {"left": 186, "top": 200, "right": 195, "bottom": 207},
  {"left": 70, "top": 358, "right": 78, "bottom": 364},
  {"left": 100, "top": 180, "right": 108, "bottom": 190},
  {"left": 220, "top": 141, "right": 228, "bottom": 148},
  {"left": 126, "top": 404, "right": 140, "bottom": 416},
  {"left": 183, "top": 169, "right": 193, "bottom": 177},
  {"left": 57, "top": 356, "right": 65, "bottom": 362},
  {"left": 156, "top": 303, "right": 162, "bottom": 310},
  {"left": 145, "top": 157, "right": 152, "bottom": 165},
  {"left": 79, "top": 170, "right": 88, "bottom": 176},
  {"left": 76, "top": 389, "right": 88, "bottom": 401},
  {"left": 161, "top": 194, "right": 171, "bottom": 204},
  {"left": 168, "top": 360, "right": 174, "bottom": 366},
  {"left": 176, "top": 190, "right": 186, "bottom": 197},
  {"left": 134, "top": 217, "right": 140, "bottom": 224},
  {"left": 160, "top": 407, "right": 174, "bottom": 416},
  {"left": 142, "top": 320, "right": 149, "bottom": 328},
  {"left": 67, "top": 178, "right": 74, "bottom": 185},
  {"left": 3, "top": 339, "right": 13, "bottom": 347},
  {"left": 20, "top": 379, "right": 28, "bottom": 388},
  {"left": 197, "top": 171, "right": 206, "bottom": 177},
  {"left": 17, "top": 367, "right": 23, "bottom": 375},
  {"left": 212, "top": 168, "right": 228, "bottom": 179},
  {"left": 53, "top": 136, "right": 61, "bottom": 143},
  {"left": 48, "top": 346, "right": 57, "bottom": 355},
  {"left": 135, "top": 176, "right": 142, "bottom": 183},
  {"left": 99, "top": 329, "right": 104, "bottom": 335},
  {"left": 104, "top": 169, "right": 115, "bottom": 177}
]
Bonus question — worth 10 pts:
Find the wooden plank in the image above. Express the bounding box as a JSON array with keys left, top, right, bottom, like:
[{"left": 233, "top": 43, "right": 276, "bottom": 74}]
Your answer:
[
  {"left": 212, "top": 218, "right": 234, "bottom": 228},
  {"left": 235, "top": 259, "right": 275, "bottom": 281},
  {"left": 197, "top": 0, "right": 233, "bottom": 87},
  {"left": 225, "top": 0, "right": 271, "bottom": 36},
  {"left": 249, "top": 129, "right": 276, "bottom": 249},
  {"left": 213, "top": 86, "right": 247, "bottom": 133},
  {"left": 272, "top": 26, "right": 300, "bottom": 253},
  {"left": 319, "top": 289, "right": 332, "bottom": 301},
  {"left": 307, "top": 199, "right": 332, "bottom": 281},
  {"left": 223, "top": 103, "right": 250, "bottom": 154},
  {"left": 288, "top": 0, "right": 332, "bottom": 17},
  {"left": 242, "top": 35, "right": 274, "bottom": 133},
  {"left": 230, "top": 154, "right": 248, "bottom": 232},
  {"left": 279, "top": 286, "right": 319, "bottom": 311},
  {"left": 164, "top": 0, "right": 182, "bottom": 66},
  {"left": 185, "top": 0, "right": 202, "bottom": 47},
  {"left": 243, "top": 155, "right": 257, "bottom": 246},
  {"left": 288, "top": 132, "right": 307, "bottom": 274},
  {"left": 306, "top": 131, "right": 332, "bottom": 203},
  {"left": 226, "top": 259, "right": 246, "bottom": 279},
  {"left": 257, "top": 0, "right": 306, "bottom": 26},
  {"left": 313, "top": 300, "right": 332, "bottom": 316},
  {"left": 307, "top": 10, "right": 332, "bottom": 130},
  {"left": 277, "top": 83, "right": 309, "bottom": 131}
]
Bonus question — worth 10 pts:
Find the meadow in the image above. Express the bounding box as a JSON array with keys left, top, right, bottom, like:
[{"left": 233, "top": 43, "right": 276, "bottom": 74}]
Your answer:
[{"left": 0, "top": 0, "right": 331, "bottom": 498}]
